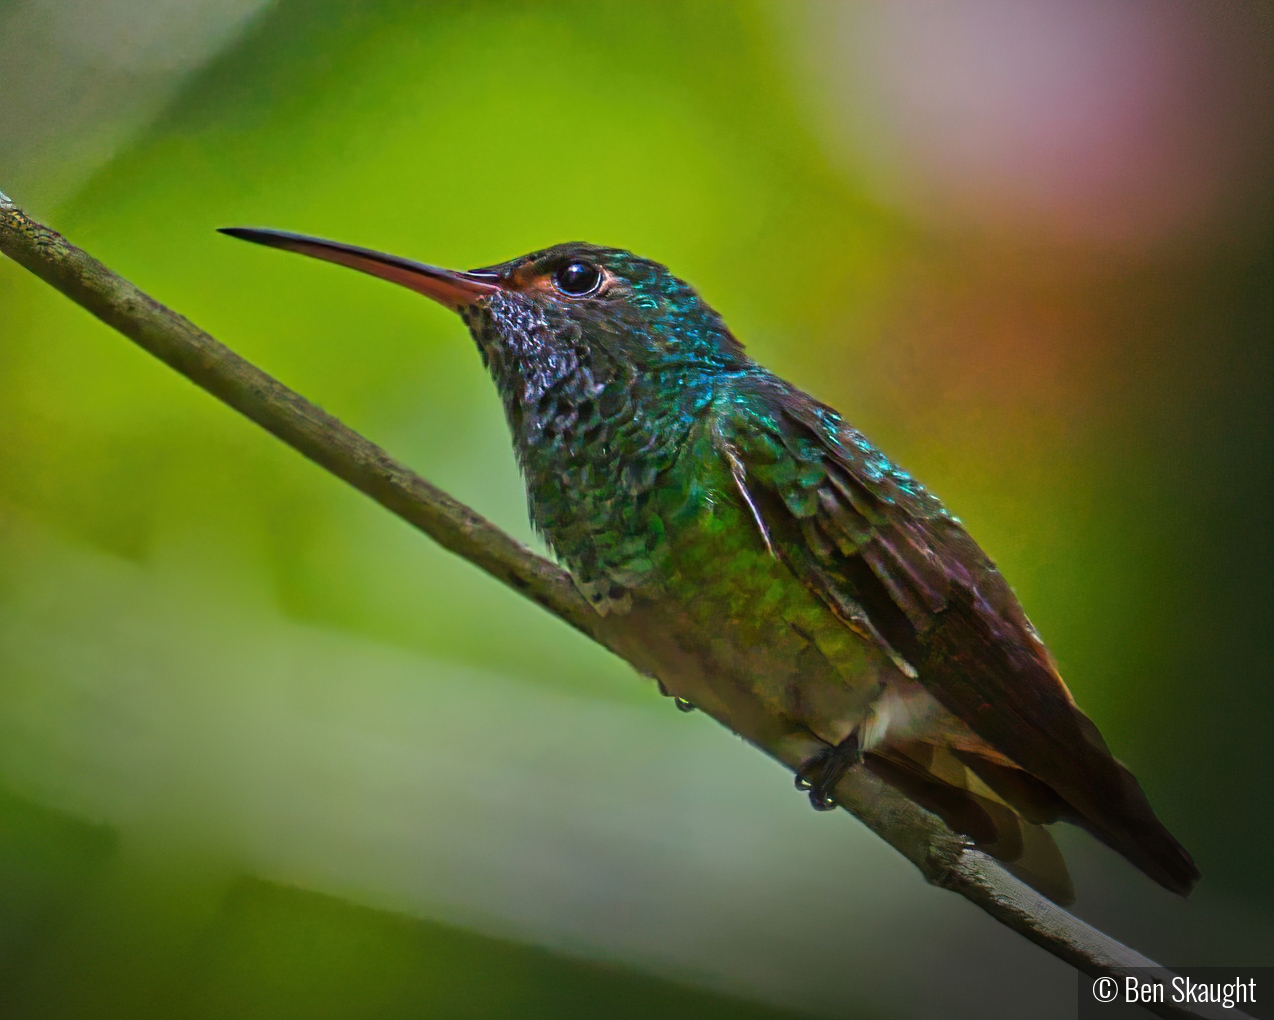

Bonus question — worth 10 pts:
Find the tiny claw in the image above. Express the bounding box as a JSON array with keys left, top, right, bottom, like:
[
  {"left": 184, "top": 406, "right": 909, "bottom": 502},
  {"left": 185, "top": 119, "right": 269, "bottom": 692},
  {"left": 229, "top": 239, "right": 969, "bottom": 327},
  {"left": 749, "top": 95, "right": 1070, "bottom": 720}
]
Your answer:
[{"left": 796, "top": 729, "right": 859, "bottom": 813}]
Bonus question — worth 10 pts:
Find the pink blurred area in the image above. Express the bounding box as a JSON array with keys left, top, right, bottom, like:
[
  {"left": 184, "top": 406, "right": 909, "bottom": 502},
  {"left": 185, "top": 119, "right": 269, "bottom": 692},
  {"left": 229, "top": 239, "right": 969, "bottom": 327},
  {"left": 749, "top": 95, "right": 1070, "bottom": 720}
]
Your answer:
[{"left": 803, "top": 0, "right": 1274, "bottom": 251}]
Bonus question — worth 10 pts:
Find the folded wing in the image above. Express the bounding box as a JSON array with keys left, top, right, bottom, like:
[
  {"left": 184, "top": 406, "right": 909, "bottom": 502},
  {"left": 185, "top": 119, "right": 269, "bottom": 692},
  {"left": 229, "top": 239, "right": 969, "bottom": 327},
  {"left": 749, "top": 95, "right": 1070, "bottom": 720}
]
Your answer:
[{"left": 715, "top": 372, "right": 1199, "bottom": 898}]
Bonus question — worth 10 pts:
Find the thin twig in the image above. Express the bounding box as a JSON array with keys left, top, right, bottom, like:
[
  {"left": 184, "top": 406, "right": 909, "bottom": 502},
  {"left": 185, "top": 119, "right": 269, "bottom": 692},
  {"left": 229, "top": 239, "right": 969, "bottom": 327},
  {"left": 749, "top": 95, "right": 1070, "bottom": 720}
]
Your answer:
[{"left": 0, "top": 192, "right": 1232, "bottom": 1020}]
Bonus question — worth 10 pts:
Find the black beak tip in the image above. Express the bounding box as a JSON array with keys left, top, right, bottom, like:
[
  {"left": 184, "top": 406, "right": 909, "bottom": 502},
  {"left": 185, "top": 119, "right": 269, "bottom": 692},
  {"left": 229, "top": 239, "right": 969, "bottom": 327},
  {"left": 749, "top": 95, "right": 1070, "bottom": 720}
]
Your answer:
[{"left": 218, "top": 226, "right": 287, "bottom": 246}]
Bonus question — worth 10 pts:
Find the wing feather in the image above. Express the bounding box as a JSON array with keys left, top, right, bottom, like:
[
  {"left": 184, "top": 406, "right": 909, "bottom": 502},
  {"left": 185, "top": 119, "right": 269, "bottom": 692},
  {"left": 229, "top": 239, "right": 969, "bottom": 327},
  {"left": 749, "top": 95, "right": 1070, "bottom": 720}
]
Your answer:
[{"left": 714, "top": 372, "right": 1199, "bottom": 896}]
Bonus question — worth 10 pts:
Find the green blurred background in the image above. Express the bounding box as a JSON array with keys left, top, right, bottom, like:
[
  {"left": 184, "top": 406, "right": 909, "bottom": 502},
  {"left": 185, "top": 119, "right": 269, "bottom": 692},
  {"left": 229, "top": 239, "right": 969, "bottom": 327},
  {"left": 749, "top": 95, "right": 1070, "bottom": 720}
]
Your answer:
[{"left": 1, "top": 2, "right": 1270, "bottom": 1017}]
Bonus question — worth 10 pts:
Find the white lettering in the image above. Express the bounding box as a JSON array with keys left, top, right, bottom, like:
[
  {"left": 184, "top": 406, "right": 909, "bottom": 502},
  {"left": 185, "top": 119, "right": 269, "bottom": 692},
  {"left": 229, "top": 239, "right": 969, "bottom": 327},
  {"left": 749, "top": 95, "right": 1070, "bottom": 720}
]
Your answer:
[
  {"left": 1171, "top": 976, "right": 1257, "bottom": 1008},
  {"left": 1125, "top": 978, "right": 1164, "bottom": 1003}
]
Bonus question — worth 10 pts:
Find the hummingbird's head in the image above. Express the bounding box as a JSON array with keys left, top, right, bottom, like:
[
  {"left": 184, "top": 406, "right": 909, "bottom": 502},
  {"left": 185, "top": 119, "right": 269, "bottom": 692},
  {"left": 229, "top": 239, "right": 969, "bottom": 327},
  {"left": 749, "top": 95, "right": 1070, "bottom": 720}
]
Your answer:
[
  {"left": 218, "top": 230, "right": 749, "bottom": 407},
  {"left": 460, "top": 241, "right": 748, "bottom": 387}
]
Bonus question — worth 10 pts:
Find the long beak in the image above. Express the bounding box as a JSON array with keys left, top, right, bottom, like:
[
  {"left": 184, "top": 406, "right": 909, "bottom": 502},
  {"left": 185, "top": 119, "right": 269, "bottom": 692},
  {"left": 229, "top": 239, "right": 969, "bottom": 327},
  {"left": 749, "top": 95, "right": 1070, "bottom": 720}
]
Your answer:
[{"left": 218, "top": 227, "right": 501, "bottom": 310}]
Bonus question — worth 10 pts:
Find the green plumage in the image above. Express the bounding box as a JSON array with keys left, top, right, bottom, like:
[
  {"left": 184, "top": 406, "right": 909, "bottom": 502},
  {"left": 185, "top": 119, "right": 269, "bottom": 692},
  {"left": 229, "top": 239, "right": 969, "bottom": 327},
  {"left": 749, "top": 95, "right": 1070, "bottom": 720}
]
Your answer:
[
  {"left": 460, "top": 242, "right": 1197, "bottom": 903},
  {"left": 227, "top": 229, "right": 1201, "bottom": 905}
]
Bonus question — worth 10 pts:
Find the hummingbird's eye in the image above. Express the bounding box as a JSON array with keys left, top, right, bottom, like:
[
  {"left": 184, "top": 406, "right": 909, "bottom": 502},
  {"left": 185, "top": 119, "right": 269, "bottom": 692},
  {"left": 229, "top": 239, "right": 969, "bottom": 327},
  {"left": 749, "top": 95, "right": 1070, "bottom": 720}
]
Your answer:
[{"left": 552, "top": 261, "right": 603, "bottom": 297}]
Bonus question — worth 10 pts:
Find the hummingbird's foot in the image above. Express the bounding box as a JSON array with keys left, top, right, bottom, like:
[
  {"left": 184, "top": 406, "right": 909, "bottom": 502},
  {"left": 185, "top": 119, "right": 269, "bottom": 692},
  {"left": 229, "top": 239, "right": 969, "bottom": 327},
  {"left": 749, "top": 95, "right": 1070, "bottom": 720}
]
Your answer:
[
  {"left": 795, "top": 730, "right": 861, "bottom": 812},
  {"left": 656, "top": 678, "right": 696, "bottom": 712}
]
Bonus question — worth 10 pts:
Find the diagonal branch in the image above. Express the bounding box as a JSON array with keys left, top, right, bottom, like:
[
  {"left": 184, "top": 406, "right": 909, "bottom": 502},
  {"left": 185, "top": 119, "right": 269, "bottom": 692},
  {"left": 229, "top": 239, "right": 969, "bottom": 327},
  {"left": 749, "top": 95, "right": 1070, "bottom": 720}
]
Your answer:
[{"left": 0, "top": 190, "right": 1230, "bottom": 1020}]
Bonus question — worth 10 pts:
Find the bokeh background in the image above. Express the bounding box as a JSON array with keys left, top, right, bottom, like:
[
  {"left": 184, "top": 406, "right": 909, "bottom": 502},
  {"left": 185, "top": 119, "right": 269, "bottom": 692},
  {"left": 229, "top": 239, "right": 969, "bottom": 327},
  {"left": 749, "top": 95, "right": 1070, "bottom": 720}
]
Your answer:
[{"left": 1, "top": 2, "right": 1271, "bottom": 1017}]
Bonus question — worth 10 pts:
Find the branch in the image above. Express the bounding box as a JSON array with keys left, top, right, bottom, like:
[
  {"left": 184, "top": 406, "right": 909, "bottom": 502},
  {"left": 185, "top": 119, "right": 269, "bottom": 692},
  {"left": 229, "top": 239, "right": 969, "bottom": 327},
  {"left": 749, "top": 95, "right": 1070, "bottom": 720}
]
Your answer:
[{"left": 0, "top": 191, "right": 1230, "bottom": 1020}]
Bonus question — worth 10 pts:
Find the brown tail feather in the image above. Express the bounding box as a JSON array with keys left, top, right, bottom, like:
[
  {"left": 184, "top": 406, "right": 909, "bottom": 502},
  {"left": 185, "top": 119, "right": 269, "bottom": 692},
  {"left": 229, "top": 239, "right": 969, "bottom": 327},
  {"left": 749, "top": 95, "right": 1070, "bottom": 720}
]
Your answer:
[
  {"left": 865, "top": 748, "right": 1075, "bottom": 905},
  {"left": 953, "top": 735, "right": 1200, "bottom": 898},
  {"left": 1062, "top": 753, "right": 1200, "bottom": 896},
  {"left": 952, "top": 750, "right": 1076, "bottom": 826},
  {"left": 1060, "top": 707, "right": 1201, "bottom": 896}
]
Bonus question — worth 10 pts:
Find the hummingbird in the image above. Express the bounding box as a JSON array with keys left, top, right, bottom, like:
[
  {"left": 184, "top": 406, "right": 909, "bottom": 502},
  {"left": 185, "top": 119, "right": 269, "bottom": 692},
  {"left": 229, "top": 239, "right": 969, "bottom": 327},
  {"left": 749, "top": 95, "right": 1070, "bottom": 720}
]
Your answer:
[{"left": 221, "top": 227, "right": 1200, "bottom": 904}]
